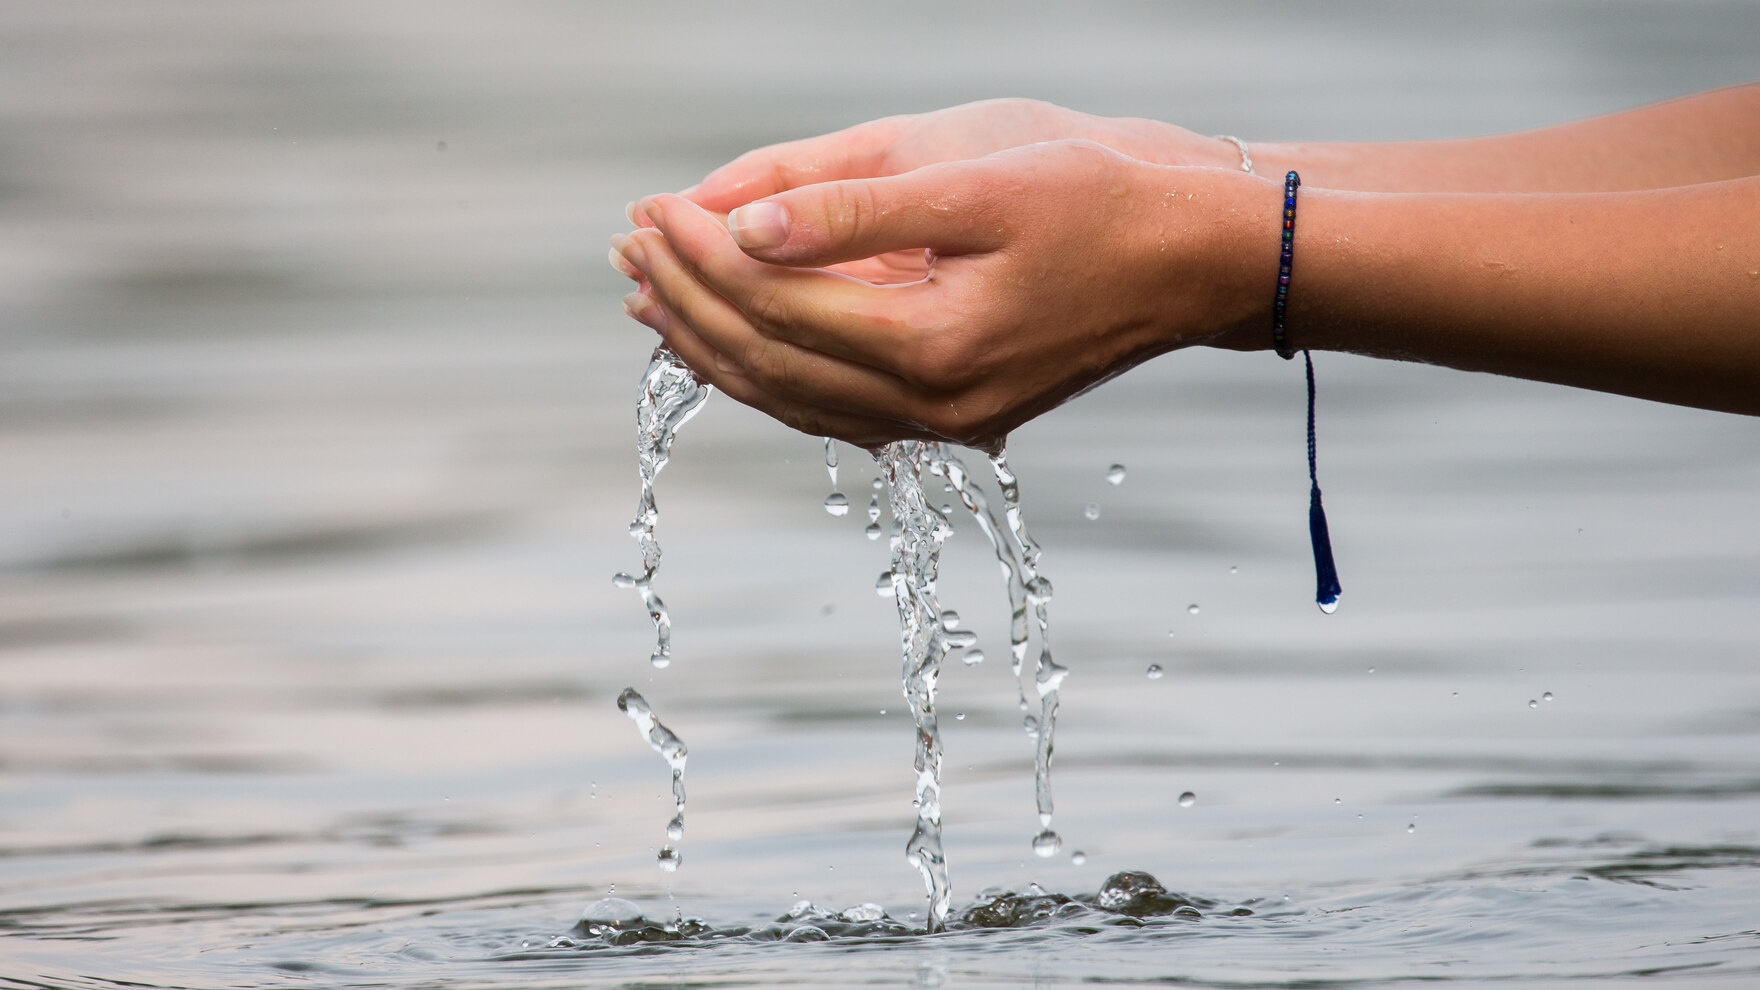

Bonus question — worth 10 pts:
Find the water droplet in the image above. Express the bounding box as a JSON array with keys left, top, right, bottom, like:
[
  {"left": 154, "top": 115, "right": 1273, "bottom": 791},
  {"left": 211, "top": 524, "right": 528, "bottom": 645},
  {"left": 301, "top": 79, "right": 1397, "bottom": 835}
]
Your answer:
[
  {"left": 1083, "top": 502, "right": 1100, "bottom": 521},
  {"left": 866, "top": 494, "right": 881, "bottom": 522},
  {"left": 878, "top": 709, "right": 887, "bottom": 716},
  {"left": 1187, "top": 604, "right": 1200, "bottom": 616},
  {"left": 1451, "top": 691, "right": 1459, "bottom": 698},
  {"left": 649, "top": 653, "right": 670, "bottom": 669},
  {"left": 824, "top": 492, "right": 850, "bottom": 516},
  {"left": 1406, "top": 823, "right": 1415, "bottom": 834},
  {"left": 612, "top": 572, "right": 637, "bottom": 589},
  {"left": 1318, "top": 600, "right": 1339, "bottom": 614},
  {"left": 1145, "top": 664, "right": 1163, "bottom": 680},
  {"left": 1356, "top": 813, "right": 1364, "bottom": 820},
  {"left": 1070, "top": 850, "right": 1087, "bottom": 865},
  {"left": 871, "top": 477, "right": 883, "bottom": 490},
  {"left": 865, "top": 522, "right": 882, "bottom": 539},
  {"left": 954, "top": 712, "right": 965, "bottom": 721},
  {"left": 1178, "top": 791, "right": 1196, "bottom": 808},
  {"left": 939, "top": 610, "right": 961, "bottom": 630},
  {"left": 1528, "top": 699, "right": 1538, "bottom": 709},
  {"left": 1229, "top": 565, "right": 1238, "bottom": 575},
  {"left": 1543, "top": 691, "right": 1554, "bottom": 702},
  {"left": 875, "top": 571, "right": 895, "bottom": 597},
  {"left": 1032, "top": 829, "right": 1062, "bottom": 857},
  {"left": 962, "top": 648, "right": 985, "bottom": 666},
  {"left": 1367, "top": 666, "right": 1375, "bottom": 674},
  {"left": 657, "top": 847, "right": 681, "bottom": 871},
  {"left": 1106, "top": 464, "right": 1126, "bottom": 485}
]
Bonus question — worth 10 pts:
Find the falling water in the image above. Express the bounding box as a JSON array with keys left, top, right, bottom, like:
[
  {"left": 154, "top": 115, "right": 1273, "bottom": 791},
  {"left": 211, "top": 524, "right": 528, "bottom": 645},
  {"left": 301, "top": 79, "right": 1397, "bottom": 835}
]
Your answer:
[
  {"left": 986, "top": 450, "right": 1067, "bottom": 854},
  {"left": 617, "top": 347, "right": 711, "bottom": 670},
  {"left": 614, "top": 346, "right": 707, "bottom": 869},
  {"left": 616, "top": 688, "right": 688, "bottom": 871},
  {"left": 876, "top": 441, "right": 956, "bottom": 931}
]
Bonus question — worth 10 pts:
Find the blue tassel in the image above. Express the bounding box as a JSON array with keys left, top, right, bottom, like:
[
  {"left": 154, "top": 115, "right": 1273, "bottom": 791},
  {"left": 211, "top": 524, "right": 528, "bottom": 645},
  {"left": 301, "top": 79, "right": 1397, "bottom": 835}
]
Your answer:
[
  {"left": 1309, "top": 483, "right": 1341, "bottom": 612},
  {"left": 1303, "top": 352, "right": 1341, "bottom": 613}
]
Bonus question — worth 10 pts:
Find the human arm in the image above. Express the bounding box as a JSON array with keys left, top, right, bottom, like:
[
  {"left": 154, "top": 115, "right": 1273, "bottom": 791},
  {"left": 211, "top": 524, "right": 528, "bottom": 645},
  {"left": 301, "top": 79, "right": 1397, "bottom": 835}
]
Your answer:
[{"left": 612, "top": 141, "right": 1760, "bottom": 450}]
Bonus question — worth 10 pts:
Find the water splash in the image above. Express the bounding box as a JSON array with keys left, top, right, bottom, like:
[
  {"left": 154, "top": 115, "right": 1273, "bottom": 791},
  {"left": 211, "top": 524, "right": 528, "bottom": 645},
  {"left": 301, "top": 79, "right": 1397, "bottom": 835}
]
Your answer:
[
  {"left": 616, "top": 688, "right": 688, "bottom": 870},
  {"left": 624, "top": 347, "right": 711, "bottom": 669}
]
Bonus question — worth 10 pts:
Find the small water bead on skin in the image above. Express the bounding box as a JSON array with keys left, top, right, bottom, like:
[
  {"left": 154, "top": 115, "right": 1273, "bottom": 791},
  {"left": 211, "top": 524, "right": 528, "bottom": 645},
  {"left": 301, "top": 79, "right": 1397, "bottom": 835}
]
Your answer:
[
  {"left": 1178, "top": 792, "right": 1196, "bottom": 808},
  {"left": 1083, "top": 503, "right": 1100, "bottom": 521},
  {"left": 1146, "top": 664, "right": 1163, "bottom": 680},
  {"left": 1106, "top": 464, "right": 1126, "bottom": 485}
]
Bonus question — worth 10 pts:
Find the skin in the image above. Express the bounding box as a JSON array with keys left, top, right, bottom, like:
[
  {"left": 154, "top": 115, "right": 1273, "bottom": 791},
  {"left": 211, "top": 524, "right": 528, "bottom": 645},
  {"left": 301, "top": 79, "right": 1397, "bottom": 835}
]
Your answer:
[{"left": 610, "top": 85, "right": 1760, "bottom": 448}]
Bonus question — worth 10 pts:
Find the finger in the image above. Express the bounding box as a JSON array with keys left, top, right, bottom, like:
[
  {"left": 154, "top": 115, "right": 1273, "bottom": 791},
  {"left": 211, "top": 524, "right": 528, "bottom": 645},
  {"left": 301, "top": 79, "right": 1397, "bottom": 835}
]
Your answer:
[
  {"left": 655, "top": 302, "right": 936, "bottom": 448},
  {"left": 633, "top": 197, "right": 951, "bottom": 379},
  {"left": 695, "top": 160, "right": 1010, "bottom": 268},
  {"left": 621, "top": 221, "right": 941, "bottom": 414},
  {"left": 686, "top": 116, "right": 910, "bottom": 214}
]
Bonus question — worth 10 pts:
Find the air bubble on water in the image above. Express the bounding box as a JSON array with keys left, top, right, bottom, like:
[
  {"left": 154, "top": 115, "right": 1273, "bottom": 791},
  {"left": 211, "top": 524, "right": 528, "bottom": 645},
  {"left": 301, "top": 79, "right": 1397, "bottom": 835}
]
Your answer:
[
  {"left": 1543, "top": 691, "right": 1554, "bottom": 702},
  {"left": 1528, "top": 699, "right": 1538, "bottom": 709},
  {"left": 1178, "top": 791, "right": 1196, "bottom": 808},
  {"left": 1106, "top": 464, "right": 1126, "bottom": 485},
  {"left": 962, "top": 648, "right": 985, "bottom": 666},
  {"left": 1187, "top": 604, "right": 1200, "bottom": 615},
  {"left": 612, "top": 572, "right": 637, "bottom": 589},
  {"left": 1070, "top": 850, "right": 1087, "bottom": 865},
  {"left": 1083, "top": 503, "right": 1100, "bottom": 521},
  {"left": 1146, "top": 664, "right": 1163, "bottom": 680},
  {"left": 1032, "top": 830, "right": 1062, "bottom": 857},
  {"left": 824, "top": 492, "right": 851, "bottom": 516}
]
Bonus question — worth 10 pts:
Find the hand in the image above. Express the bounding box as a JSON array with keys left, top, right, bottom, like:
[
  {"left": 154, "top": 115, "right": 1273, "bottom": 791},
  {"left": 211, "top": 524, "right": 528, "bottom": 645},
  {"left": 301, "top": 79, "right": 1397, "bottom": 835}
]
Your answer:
[
  {"left": 630, "top": 100, "right": 1243, "bottom": 286},
  {"left": 612, "top": 141, "right": 1280, "bottom": 451}
]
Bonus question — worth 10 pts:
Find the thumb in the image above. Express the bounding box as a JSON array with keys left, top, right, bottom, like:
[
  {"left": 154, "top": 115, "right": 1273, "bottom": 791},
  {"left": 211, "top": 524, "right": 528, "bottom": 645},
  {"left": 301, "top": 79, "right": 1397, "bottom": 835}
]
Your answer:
[{"left": 724, "top": 162, "right": 1008, "bottom": 268}]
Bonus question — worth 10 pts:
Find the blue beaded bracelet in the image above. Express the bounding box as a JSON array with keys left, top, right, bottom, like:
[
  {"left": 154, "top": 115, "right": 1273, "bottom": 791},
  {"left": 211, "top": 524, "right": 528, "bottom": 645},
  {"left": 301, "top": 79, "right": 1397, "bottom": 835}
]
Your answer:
[
  {"left": 1272, "top": 171, "right": 1343, "bottom": 613},
  {"left": 1272, "top": 171, "right": 1299, "bottom": 360}
]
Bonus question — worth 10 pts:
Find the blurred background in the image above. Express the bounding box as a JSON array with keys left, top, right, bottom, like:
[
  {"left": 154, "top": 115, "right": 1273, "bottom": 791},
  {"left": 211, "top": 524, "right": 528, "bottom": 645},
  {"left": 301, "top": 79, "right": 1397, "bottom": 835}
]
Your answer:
[{"left": 2, "top": 3, "right": 1758, "bottom": 987}]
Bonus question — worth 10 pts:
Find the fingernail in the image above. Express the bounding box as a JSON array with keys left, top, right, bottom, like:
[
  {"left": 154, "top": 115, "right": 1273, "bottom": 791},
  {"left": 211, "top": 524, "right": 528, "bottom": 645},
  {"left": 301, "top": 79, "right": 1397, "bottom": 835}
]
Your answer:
[
  {"left": 623, "top": 292, "right": 666, "bottom": 333},
  {"left": 624, "top": 201, "right": 646, "bottom": 226},
  {"left": 608, "top": 243, "right": 640, "bottom": 279},
  {"left": 726, "top": 201, "right": 789, "bottom": 249},
  {"left": 615, "top": 234, "right": 649, "bottom": 274},
  {"left": 637, "top": 197, "right": 664, "bottom": 226}
]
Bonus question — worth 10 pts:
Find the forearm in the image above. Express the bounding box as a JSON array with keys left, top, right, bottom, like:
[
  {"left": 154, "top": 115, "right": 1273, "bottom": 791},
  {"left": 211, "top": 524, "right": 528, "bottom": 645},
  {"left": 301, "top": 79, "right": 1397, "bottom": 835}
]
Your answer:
[
  {"left": 1161, "top": 83, "right": 1760, "bottom": 193},
  {"left": 1270, "top": 177, "right": 1760, "bottom": 414}
]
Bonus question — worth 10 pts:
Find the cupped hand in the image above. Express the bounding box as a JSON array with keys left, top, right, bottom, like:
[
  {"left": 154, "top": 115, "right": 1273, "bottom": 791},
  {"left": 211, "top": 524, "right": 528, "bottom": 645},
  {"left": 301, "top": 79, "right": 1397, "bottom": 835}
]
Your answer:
[
  {"left": 612, "top": 140, "right": 1280, "bottom": 451},
  {"left": 629, "top": 100, "right": 1244, "bottom": 286}
]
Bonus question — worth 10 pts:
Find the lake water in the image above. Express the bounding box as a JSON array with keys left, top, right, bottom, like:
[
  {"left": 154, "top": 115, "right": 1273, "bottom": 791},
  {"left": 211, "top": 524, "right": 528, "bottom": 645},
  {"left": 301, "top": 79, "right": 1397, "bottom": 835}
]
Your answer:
[{"left": 3, "top": 3, "right": 1760, "bottom": 987}]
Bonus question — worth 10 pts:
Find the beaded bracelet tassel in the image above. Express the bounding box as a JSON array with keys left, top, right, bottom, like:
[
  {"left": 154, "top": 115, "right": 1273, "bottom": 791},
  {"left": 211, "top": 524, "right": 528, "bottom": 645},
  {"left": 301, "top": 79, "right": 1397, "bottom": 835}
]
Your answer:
[{"left": 1275, "top": 171, "right": 1343, "bottom": 613}]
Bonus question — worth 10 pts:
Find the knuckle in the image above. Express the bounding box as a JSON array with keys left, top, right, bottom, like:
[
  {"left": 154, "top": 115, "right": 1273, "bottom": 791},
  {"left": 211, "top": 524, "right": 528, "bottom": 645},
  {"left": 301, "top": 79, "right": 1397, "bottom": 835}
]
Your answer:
[{"left": 743, "top": 278, "right": 794, "bottom": 334}]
